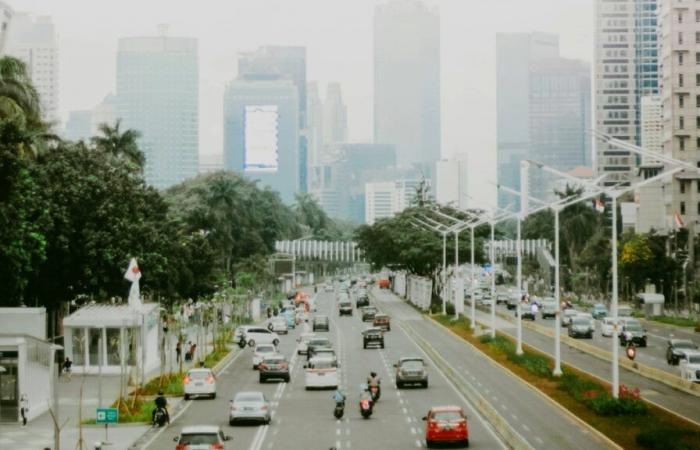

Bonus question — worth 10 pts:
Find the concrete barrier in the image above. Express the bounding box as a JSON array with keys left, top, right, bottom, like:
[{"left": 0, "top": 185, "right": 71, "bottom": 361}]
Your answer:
[{"left": 489, "top": 308, "right": 700, "bottom": 397}]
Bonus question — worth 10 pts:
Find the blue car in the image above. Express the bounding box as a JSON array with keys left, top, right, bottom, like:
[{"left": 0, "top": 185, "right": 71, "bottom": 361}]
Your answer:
[
  {"left": 284, "top": 311, "right": 296, "bottom": 328},
  {"left": 591, "top": 303, "right": 608, "bottom": 320}
]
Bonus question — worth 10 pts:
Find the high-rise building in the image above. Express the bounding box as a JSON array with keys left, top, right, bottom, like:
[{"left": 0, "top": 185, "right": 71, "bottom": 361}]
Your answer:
[
  {"left": 529, "top": 57, "right": 591, "bottom": 201},
  {"left": 374, "top": 0, "right": 440, "bottom": 173},
  {"left": 198, "top": 153, "right": 224, "bottom": 174},
  {"left": 594, "top": 0, "right": 660, "bottom": 187},
  {"left": 496, "top": 32, "right": 559, "bottom": 207},
  {"left": 435, "top": 154, "right": 469, "bottom": 208},
  {"left": 635, "top": 95, "right": 665, "bottom": 233},
  {"left": 223, "top": 79, "right": 299, "bottom": 204},
  {"left": 658, "top": 0, "right": 700, "bottom": 235},
  {"left": 5, "top": 12, "right": 59, "bottom": 125},
  {"left": 640, "top": 95, "right": 663, "bottom": 161},
  {"left": 364, "top": 179, "right": 426, "bottom": 225},
  {"left": 322, "top": 82, "right": 347, "bottom": 147},
  {"left": 0, "top": 2, "right": 14, "bottom": 54},
  {"left": 116, "top": 28, "right": 198, "bottom": 189},
  {"left": 64, "top": 110, "right": 92, "bottom": 142},
  {"left": 307, "top": 81, "right": 324, "bottom": 166}
]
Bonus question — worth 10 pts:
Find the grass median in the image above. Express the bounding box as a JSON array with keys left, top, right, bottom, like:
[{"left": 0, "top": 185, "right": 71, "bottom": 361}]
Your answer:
[{"left": 432, "top": 315, "right": 700, "bottom": 450}]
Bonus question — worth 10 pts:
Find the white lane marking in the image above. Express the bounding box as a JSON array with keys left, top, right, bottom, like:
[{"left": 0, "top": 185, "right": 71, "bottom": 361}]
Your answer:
[
  {"left": 535, "top": 437, "right": 544, "bottom": 445},
  {"left": 336, "top": 429, "right": 341, "bottom": 436},
  {"left": 402, "top": 407, "right": 408, "bottom": 414},
  {"left": 406, "top": 416, "right": 412, "bottom": 423},
  {"left": 501, "top": 404, "right": 508, "bottom": 411},
  {"left": 522, "top": 424, "right": 530, "bottom": 432},
  {"left": 511, "top": 413, "right": 518, "bottom": 421},
  {"left": 415, "top": 439, "right": 422, "bottom": 447},
  {"left": 336, "top": 440, "right": 341, "bottom": 449},
  {"left": 411, "top": 427, "right": 417, "bottom": 435}
]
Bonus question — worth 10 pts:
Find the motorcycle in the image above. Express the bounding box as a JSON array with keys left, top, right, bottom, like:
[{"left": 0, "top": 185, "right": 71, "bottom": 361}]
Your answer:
[
  {"left": 359, "top": 398, "right": 373, "bottom": 419},
  {"left": 238, "top": 338, "right": 247, "bottom": 349},
  {"left": 333, "top": 399, "right": 345, "bottom": 419},
  {"left": 152, "top": 407, "right": 168, "bottom": 427}
]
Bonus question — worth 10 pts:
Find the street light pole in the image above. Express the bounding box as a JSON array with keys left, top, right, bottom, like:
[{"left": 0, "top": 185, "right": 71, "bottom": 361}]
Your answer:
[
  {"left": 553, "top": 206, "right": 563, "bottom": 376},
  {"left": 442, "top": 232, "right": 447, "bottom": 315},
  {"left": 470, "top": 226, "right": 476, "bottom": 330},
  {"left": 611, "top": 193, "right": 620, "bottom": 397},
  {"left": 516, "top": 213, "right": 523, "bottom": 355},
  {"left": 454, "top": 231, "right": 460, "bottom": 319},
  {"left": 490, "top": 219, "right": 496, "bottom": 338}
]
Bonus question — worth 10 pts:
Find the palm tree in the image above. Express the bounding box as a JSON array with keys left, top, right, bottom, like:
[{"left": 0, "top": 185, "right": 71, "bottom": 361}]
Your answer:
[{"left": 91, "top": 120, "right": 145, "bottom": 169}]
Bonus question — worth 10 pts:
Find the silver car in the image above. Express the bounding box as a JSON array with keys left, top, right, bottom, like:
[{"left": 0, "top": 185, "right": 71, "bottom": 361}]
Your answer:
[
  {"left": 395, "top": 357, "right": 428, "bottom": 388},
  {"left": 229, "top": 391, "right": 271, "bottom": 425},
  {"left": 174, "top": 425, "right": 231, "bottom": 449}
]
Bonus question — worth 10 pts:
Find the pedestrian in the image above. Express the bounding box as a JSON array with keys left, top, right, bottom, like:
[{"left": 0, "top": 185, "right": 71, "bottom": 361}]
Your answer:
[
  {"left": 190, "top": 343, "right": 197, "bottom": 362},
  {"left": 175, "top": 340, "right": 182, "bottom": 363},
  {"left": 62, "top": 357, "right": 72, "bottom": 380},
  {"left": 531, "top": 302, "right": 539, "bottom": 315},
  {"left": 19, "top": 394, "right": 28, "bottom": 426},
  {"left": 185, "top": 341, "right": 192, "bottom": 362}
]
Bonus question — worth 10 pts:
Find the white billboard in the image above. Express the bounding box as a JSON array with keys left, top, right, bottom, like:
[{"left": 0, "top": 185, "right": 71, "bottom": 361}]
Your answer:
[{"left": 244, "top": 105, "right": 279, "bottom": 172}]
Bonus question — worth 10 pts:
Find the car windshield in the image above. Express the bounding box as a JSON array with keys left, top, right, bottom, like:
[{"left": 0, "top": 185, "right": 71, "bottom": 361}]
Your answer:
[
  {"left": 257, "top": 346, "right": 275, "bottom": 353},
  {"left": 180, "top": 433, "right": 218, "bottom": 445},
  {"left": 432, "top": 411, "right": 463, "bottom": 421},
  {"left": 572, "top": 319, "right": 589, "bottom": 326},
  {"left": 626, "top": 324, "right": 643, "bottom": 332},
  {"left": 365, "top": 307, "right": 377, "bottom": 313},
  {"left": 309, "top": 339, "right": 331, "bottom": 346},
  {"left": 264, "top": 357, "right": 285, "bottom": 364},
  {"left": 236, "top": 393, "right": 263, "bottom": 402},
  {"left": 309, "top": 360, "right": 335, "bottom": 369},
  {"left": 315, "top": 317, "right": 328, "bottom": 323},
  {"left": 675, "top": 341, "right": 696, "bottom": 349},
  {"left": 401, "top": 360, "right": 424, "bottom": 370},
  {"left": 188, "top": 370, "right": 211, "bottom": 379}
]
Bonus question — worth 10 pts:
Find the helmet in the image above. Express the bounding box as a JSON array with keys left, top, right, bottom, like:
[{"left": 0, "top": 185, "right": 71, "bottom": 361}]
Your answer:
[
  {"left": 370, "top": 372, "right": 377, "bottom": 378},
  {"left": 158, "top": 390, "right": 164, "bottom": 395}
]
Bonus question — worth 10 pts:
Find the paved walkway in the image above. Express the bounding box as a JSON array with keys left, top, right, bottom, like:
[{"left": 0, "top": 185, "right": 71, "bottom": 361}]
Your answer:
[{"left": 0, "top": 325, "right": 213, "bottom": 450}]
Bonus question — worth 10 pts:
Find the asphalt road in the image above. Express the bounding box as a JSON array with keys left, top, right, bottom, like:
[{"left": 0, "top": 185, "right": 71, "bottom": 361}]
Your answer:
[
  {"left": 469, "top": 297, "right": 700, "bottom": 424},
  {"left": 147, "top": 289, "right": 511, "bottom": 450}
]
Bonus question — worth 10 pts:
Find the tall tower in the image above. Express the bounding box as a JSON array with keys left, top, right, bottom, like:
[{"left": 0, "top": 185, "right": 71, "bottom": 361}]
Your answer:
[
  {"left": 374, "top": 0, "right": 440, "bottom": 176},
  {"left": 322, "top": 82, "right": 347, "bottom": 148},
  {"left": 116, "top": 29, "right": 199, "bottom": 188}
]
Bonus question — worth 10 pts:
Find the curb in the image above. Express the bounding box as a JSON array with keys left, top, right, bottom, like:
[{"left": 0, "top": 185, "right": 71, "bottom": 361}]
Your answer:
[
  {"left": 423, "top": 315, "right": 622, "bottom": 450},
  {"left": 489, "top": 307, "right": 700, "bottom": 397}
]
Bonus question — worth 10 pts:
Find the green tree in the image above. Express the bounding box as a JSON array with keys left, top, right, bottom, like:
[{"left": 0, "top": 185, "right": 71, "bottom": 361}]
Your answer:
[{"left": 91, "top": 119, "right": 145, "bottom": 170}]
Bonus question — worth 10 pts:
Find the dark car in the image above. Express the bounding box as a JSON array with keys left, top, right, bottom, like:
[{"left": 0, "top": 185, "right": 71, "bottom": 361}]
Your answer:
[
  {"left": 307, "top": 337, "right": 332, "bottom": 360},
  {"left": 568, "top": 317, "right": 593, "bottom": 339},
  {"left": 258, "top": 355, "right": 290, "bottom": 383},
  {"left": 395, "top": 357, "right": 428, "bottom": 388},
  {"left": 666, "top": 339, "right": 699, "bottom": 365},
  {"left": 373, "top": 313, "right": 391, "bottom": 331},
  {"left": 363, "top": 327, "right": 384, "bottom": 349},
  {"left": 338, "top": 301, "right": 353, "bottom": 316},
  {"left": 312, "top": 315, "right": 330, "bottom": 332},
  {"left": 361, "top": 306, "right": 378, "bottom": 322},
  {"left": 619, "top": 321, "right": 647, "bottom": 347},
  {"left": 356, "top": 295, "right": 370, "bottom": 308}
]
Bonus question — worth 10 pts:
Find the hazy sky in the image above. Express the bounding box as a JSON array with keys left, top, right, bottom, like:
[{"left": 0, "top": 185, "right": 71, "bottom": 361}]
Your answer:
[{"left": 18, "top": 0, "right": 593, "bottom": 206}]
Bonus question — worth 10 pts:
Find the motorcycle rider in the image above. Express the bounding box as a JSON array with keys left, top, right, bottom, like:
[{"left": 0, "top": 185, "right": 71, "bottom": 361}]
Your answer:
[
  {"left": 333, "top": 389, "right": 346, "bottom": 406},
  {"left": 367, "top": 371, "right": 381, "bottom": 400},
  {"left": 152, "top": 390, "right": 170, "bottom": 425}
]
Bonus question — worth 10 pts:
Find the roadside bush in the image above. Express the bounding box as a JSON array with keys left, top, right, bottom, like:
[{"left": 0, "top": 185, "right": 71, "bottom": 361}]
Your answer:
[
  {"left": 589, "top": 394, "right": 647, "bottom": 416},
  {"left": 137, "top": 372, "right": 184, "bottom": 396},
  {"left": 558, "top": 373, "right": 646, "bottom": 416},
  {"left": 636, "top": 428, "right": 700, "bottom": 450},
  {"left": 445, "top": 302, "right": 455, "bottom": 315}
]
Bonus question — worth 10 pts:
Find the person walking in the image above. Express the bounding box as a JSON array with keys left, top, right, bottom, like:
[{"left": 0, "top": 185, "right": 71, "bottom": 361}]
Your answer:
[
  {"left": 175, "top": 340, "right": 182, "bottom": 364},
  {"left": 62, "top": 357, "right": 73, "bottom": 380},
  {"left": 19, "top": 394, "right": 28, "bottom": 426}
]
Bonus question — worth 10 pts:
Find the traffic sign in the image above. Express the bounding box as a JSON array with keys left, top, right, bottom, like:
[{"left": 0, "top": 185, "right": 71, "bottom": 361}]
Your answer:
[{"left": 96, "top": 408, "right": 118, "bottom": 424}]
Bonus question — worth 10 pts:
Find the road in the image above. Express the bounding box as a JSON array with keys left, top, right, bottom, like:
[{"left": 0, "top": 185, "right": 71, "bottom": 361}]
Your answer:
[
  {"left": 469, "top": 297, "right": 700, "bottom": 424},
  {"left": 148, "top": 289, "right": 513, "bottom": 450}
]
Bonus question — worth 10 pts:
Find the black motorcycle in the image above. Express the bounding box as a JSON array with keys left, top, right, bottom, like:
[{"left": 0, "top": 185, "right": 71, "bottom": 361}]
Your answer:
[
  {"left": 152, "top": 407, "right": 168, "bottom": 427},
  {"left": 359, "top": 398, "right": 373, "bottom": 419},
  {"left": 333, "top": 399, "right": 345, "bottom": 419}
]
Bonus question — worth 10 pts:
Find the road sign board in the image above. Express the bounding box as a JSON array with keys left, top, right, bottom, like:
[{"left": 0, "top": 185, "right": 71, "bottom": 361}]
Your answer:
[{"left": 96, "top": 407, "right": 118, "bottom": 424}]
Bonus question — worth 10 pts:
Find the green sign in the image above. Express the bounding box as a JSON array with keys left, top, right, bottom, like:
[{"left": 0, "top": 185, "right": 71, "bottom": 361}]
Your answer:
[{"left": 96, "top": 408, "right": 118, "bottom": 424}]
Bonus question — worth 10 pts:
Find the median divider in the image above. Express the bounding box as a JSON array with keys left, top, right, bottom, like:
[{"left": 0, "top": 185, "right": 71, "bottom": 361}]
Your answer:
[{"left": 488, "top": 307, "right": 700, "bottom": 397}]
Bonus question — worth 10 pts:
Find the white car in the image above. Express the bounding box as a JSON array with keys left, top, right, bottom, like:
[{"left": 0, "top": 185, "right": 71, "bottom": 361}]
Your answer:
[
  {"left": 601, "top": 317, "right": 616, "bottom": 337},
  {"left": 297, "top": 332, "right": 316, "bottom": 355},
  {"left": 242, "top": 327, "right": 280, "bottom": 347},
  {"left": 252, "top": 344, "right": 277, "bottom": 370},
  {"left": 183, "top": 368, "right": 217, "bottom": 400},
  {"left": 268, "top": 317, "right": 288, "bottom": 334},
  {"left": 679, "top": 351, "right": 700, "bottom": 383},
  {"left": 325, "top": 284, "right": 334, "bottom": 292},
  {"left": 304, "top": 356, "right": 339, "bottom": 390},
  {"left": 560, "top": 309, "right": 579, "bottom": 327},
  {"left": 229, "top": 391, "right": 271, "bottom": 425},
  {"left": 174, "top": 425, "right": 231, "bottom": 449}
]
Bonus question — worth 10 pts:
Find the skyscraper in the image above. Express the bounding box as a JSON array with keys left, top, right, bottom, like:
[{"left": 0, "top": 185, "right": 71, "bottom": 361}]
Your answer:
[
  {"left": 5, "top": 12, "right": 59, "bottom": 125},
  {"left": 594, "top": 0, "right": 659, "bottom": 186},
  {"left": 0, "top": 2, "right": 14, "bottom": 54},
  {"left": 496, "top": 32, "right": 559, "bottom": 207},
  {"left": 374, "top": 0, "right": 440, "bottom": 173},
  {"left": 116, "top": 28, "right": 198, "bottom": 189},
  {"left": 322, "top": 82, "right": 347, "bottom": 147},
  {"left": 307, "top": 81, "right": 324, "bottom": 166},
  {"left": 435, "top": 154, "right": 469, "bottom": 208},
  {"left": 223, "top": 79, "right": 299, "bottom": 204}
]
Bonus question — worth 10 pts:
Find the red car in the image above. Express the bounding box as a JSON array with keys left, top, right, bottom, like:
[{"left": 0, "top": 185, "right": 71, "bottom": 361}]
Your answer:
[{"left": 423, "top": 406, "right": 469, "bottom": 448}]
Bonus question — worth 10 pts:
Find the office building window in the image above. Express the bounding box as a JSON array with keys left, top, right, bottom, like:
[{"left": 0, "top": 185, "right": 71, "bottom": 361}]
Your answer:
[
  {"left": 697, "top": 116, "right": 700, "bottom": 128},
  {"left": 680, "top": 116, "right": 685, "bottom": 129},
  {"left": 681, "top": 181, "right": 686, "bottom": 194},
  {"left": 697, "top": 95, "right": 700, "bottom": 107},
  {"left": 697, "top": 74, "right": 700, "bottom": 86},
  {"left": 697, "top": 10, "right": 700, "bottom": 22},
  {"left": 681, "top": 138, "right": 686, "bottom": 151},
  {"left": 679, "top": 32, "right": 684, "bottom": 45},
  {"left": 697, "top": 180, "right": 700, "bottom": 193},
  {"left": 697, "top": 52, "right": 700, "bottom": 64},
  {"left": 680, "top": 73, "right": 685, "bottom": 86},
  {"left": 681, "top": 201, "right": 686, "bottom": 215},
  {"left": 697, "top": 32, "right": 700, "bottom": 43},
  {"left": 680, "top": 52, "right": 685, "bottom": 65},
  {"left": 679, "top": 11, "right": 684, "bottom": 23},
  {"left": 680, "top": 95, "right": 685, "bottom": 108}
]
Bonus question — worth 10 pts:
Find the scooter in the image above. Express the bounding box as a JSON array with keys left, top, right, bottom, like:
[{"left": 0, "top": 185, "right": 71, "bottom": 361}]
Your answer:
[
  {"left": 333, "top": 399, "right": 345, "bottom": 419},
  {"left": 359, "top": 398, "right": 373, "bottom": 419},
  {"left": 152, "top": 407, "right": 168, "bottom": 427}
]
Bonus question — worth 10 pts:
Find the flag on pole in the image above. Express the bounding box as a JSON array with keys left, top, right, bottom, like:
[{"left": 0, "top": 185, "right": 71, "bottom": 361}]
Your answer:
[
  {"left": 124, "top": 258, "right": 143, "bottom": 310},
  {"left": 674, "top": 212, "right": 685, "bottom": 228}
]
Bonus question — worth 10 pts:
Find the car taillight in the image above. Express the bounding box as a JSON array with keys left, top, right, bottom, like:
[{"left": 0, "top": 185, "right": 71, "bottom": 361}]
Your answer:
[
  {"left": 279, "top": 362, "right": 289, "bottom": 369},
  {"left": 206, "top": 375, "right": 215, "bottom": 383},
  {"left": 210, "top": 444, "right": 224, "bottom": 449},
  {"left": 183, "top": 376, "right": 190, "bottom": 385},
  {"left": 175, "top": 445, "right": 186, "bottom": 450},
  {"left": 259, "top": 364, "right": 267, "bottom": 370},
  {"left": 261, "top": 405, "right": 268, "bottom": 410}
]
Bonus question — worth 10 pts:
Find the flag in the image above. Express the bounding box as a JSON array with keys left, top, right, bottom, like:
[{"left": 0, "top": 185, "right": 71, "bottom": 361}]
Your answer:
[
  {"left": 124, "top": 258, "right": 142, "bottom": 309},
  {"left": 674, "top": 212, "right": 685, "bottom": 228},
  {"left": 594, "top": 198, "right": 605, "bottom": 213}
]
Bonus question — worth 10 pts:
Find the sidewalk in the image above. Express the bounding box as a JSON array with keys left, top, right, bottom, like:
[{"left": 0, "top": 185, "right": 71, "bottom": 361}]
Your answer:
[{"left": 0, "top": 325, "right": 213, "bottom": 450}]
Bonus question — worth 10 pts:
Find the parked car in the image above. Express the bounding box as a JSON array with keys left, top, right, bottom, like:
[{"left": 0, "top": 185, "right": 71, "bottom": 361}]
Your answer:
[
  {"left": 174, "top": 425, "right": 231, "bottom": 450},
  {"left": 679, "top": 351, "right": 700, "bottom": 383},
  {"left": 242, "top": 327, "right": 280, "bottom": 347},
  {"left": 228, "top": 391, "right": 271, "bottom": 425},
  {"left": 619, "top": 320, "right": 647, "bottom": 347},
  {"left": 252, "top": 344, "right": 277, "bottom": 370},
  {"left": 361, "top": 306, "right": 378, "bottom": 322},
  {"left": 304, "top": 356, "right": 339, "bottom": 390},
  {"left": 258, "top": 355, "right": 290, "bottom": 383},
  {"left": 183, "top": 368, "right": 217, "bottom": 400},
  {"left": 267, "top": 317, "right": 288, "bottom": 334},
  {"left": 296, "top": 332, "right": 316, "bottom": 355},
  {"left": 395, "top": 357, "right": 428, "bottom": 388},
  {"left": 312, "top": 315, "right": 330, "bottom": 332},
  {"left": 338, "top": 300, "right": 353, "bottom": 316},
  {"left": 373, "top": 313, "right": 391, "bottom": 331},
  {"left": 541, "top": 301, "right": 557, "bottom": 319},
  {"left": 591, "top": 303, "right": 608, "bottom": 319},
  {"left": 666, "top": 339, "right": 700, "bottom": 365},
  {"left": 561, "top": 309, "right": 579, "bottom": 327},
  {"left": 568, "top": 317, "right": 594, "bottom": 339},
  {"left": 362, "top": 327, "right": 385, "bottom": 349},
  {"left": 423, "top": 406, "right": 469, "bottom": 448}
]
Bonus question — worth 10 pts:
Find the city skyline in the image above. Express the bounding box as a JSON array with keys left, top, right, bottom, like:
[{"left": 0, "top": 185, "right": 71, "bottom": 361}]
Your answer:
[{"left": 9, "top": 0, "right": 594, "bottom": 208}]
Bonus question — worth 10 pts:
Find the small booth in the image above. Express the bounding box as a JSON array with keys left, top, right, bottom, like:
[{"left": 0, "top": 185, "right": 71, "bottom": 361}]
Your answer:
[
  {"left": 637, "top": 293, "right": 665, "bottom": 316},
  {"left": 62, "top": 303, "right": 160, "bottom": 379}
]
